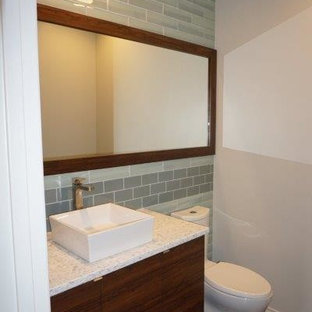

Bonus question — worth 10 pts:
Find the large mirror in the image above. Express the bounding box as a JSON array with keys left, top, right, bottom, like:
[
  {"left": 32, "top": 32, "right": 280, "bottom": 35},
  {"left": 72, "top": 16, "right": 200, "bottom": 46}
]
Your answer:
[{"left": 37, "top": 5, "right": 216, "bottom": 175}]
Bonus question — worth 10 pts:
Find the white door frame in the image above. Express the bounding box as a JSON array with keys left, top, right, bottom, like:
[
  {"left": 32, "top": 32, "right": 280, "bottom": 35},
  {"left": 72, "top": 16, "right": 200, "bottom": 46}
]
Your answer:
[{"left": 0, "top": 0, "right": 50, "bottom": 311}]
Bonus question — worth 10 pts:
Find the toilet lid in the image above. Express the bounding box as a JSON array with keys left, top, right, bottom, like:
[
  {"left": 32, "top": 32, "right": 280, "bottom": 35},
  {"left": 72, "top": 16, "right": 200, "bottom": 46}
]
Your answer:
[
  {"left": 171, "top": 206, "right": 209, "bottom": 221},
  {"left": 205, "top": 262, "right": 272, "bottom": 299}
]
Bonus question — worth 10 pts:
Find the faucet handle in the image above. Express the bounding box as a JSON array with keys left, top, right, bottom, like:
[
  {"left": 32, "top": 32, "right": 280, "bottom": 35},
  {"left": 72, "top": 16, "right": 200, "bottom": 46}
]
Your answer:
[{"left": 73, "top": 177, "right": 86, "bottom": 185}]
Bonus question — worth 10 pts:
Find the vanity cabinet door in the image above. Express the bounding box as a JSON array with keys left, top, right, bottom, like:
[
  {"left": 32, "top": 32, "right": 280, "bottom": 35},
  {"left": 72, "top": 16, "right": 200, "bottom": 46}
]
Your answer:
[
  {"left": 50, "top": 279, "right": 102, "bottom": 312},
  {"left": 161, "top": 237, "right": 204, "bottom": 312},
  {"left": 102, "top": 253, "right": 162, "bottom": 312}
]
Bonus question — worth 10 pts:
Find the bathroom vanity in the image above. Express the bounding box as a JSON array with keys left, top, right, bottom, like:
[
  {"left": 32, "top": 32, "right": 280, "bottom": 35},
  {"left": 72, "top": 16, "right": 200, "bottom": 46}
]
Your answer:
[{"left": 48, "top": 210, "right": 208, "bottom": 312}]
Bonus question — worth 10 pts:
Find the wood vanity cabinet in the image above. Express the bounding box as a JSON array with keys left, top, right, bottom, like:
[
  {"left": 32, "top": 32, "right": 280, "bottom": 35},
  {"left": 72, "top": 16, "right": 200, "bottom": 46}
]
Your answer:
[
  {"left": 50, "top": 279, "right": 102, "bottom": 312},
  {"left": 161, "top": 237, "right": 204, "bottom": 312},
  {"left": 50, "top": 237, "right": 204, "bottom": 312},
  {"left": 101, "top": 251, "right": 162, "bottom": 312}
]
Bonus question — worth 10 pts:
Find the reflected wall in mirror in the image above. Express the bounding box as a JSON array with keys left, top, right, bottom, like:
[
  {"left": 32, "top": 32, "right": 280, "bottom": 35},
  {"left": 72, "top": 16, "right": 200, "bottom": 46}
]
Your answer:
[
  {"left": 37, "top": 5, "right": 216, "bottom": 175},
  {"left": 39, "top": 22, "right": 208, "bottom": 159}
]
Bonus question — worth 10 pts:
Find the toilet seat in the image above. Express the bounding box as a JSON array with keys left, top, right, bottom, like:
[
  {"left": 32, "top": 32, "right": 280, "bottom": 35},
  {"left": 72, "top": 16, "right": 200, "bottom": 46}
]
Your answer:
[{"left": 204, "top": 261, "right": 272, "bottom": 299}]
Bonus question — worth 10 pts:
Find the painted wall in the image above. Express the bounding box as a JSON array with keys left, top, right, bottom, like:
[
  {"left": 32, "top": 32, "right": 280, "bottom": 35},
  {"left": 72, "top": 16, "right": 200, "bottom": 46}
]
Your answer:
[
  {"left": 215, "top": 1, "right": 312, "bottom": 311},
  {"left": 38, "top": 22, "right": 97, "bottom": 158},
  {"left": 1, "top": 0, "right": 50, "bottom": 310},
  {"left": 223, "top": 6, "right": 312, "bottom": 165},
  {"left": 112, "top": 37, "right": 208, "bottom": 153},
  {"left": 96, "top": 35, "right": 114, "bottom": 154}
]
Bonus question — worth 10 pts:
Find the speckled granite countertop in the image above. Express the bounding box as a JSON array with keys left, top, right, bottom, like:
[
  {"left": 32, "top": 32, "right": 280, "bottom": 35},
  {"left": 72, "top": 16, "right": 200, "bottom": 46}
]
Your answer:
[{"left": 48, "top": 209, "right": 209, "bottom": 297}]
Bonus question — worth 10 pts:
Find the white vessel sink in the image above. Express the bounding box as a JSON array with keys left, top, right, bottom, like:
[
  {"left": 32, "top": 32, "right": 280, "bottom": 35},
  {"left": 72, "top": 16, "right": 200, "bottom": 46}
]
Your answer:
[{"left": 49, "top": 203, "right": 154, "bottom": 262}]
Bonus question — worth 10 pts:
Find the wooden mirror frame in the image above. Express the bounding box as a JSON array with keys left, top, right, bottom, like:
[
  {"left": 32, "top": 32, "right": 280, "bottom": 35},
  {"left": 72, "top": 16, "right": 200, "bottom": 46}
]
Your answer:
[{"left": 38, "top": 4, "right": 217, "bottom": 175}]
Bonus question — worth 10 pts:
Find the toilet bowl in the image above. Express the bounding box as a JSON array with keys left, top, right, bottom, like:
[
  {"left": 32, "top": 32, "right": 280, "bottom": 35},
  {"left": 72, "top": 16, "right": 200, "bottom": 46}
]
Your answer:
[
  {"left": 204, "top": 260, "right": 272, "bottom": 312},
  {"left": 171, "top": 206, "right": 273, "bottom": 312}
]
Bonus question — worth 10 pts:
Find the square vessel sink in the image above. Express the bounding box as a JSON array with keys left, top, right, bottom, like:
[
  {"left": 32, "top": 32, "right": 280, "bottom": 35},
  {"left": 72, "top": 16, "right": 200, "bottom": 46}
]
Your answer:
[{"left": 49, "top": 203, "right": 154, "bottom": 262}]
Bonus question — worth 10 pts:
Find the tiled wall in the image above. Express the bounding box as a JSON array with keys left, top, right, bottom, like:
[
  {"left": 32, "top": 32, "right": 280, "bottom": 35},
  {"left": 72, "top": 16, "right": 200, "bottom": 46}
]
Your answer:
[
  {"left": 44, "top": 156, "right": 214, "bottom": 258},
  {"left": 38, "top": 0, "right": 215, "bottom": 48}
]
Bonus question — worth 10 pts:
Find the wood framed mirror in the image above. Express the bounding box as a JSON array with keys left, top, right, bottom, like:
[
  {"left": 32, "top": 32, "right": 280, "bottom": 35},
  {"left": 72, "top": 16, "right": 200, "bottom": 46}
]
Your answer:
[{"left": 37, "top": 4, "right": 216, "bottom": 176}]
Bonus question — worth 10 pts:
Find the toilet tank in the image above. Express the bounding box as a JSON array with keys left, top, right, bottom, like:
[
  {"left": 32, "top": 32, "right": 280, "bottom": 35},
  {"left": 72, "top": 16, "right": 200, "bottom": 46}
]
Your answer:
[{"left": 171, "top": 206, "right": 210, "bottom": 226}]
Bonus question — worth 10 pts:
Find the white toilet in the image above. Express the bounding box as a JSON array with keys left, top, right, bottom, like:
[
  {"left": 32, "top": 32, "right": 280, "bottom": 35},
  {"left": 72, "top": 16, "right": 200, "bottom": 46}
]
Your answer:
[{"left": 171, "top": 206, "right": 273, "bottom": 312}]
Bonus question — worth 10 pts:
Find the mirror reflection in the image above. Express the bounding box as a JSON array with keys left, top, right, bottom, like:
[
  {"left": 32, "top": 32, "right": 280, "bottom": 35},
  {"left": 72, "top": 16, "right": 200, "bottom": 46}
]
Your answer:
[{"left": 38, "top": 21, "right": 209, "bottom": 160}]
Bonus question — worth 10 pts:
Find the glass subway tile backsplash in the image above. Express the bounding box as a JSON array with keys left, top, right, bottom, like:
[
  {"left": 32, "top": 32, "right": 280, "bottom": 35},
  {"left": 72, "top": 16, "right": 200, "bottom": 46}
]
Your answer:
[{"left": 44, "top": 156, "right": 214, "bottom": 229}]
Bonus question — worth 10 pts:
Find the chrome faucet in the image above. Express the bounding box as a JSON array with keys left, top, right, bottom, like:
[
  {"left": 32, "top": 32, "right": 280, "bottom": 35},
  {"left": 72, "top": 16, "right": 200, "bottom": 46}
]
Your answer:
[{"left": 73, "top": 178, "right": 94, "bottom": 210}]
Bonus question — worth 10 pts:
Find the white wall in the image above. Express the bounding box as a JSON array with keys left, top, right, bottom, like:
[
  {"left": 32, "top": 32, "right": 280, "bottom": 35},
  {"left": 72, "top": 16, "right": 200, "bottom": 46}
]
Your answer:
[
  {"left": 0, "top": 0, "right": 50, "bottom": 310},
  {"left": 112, "top": 38, "right": 208, "bottom": 153},
  {"left": 38, "top": 22, "right": 97, "bottom": 158},
  {"left": 223, "top": 7, "right": 312, "bottom": 165},
  {"left": 96, "top": 35, "right": 114, "bottom": 154},
  {"left": 215, "top": 1, "right": 312, "bottom": 312}
]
